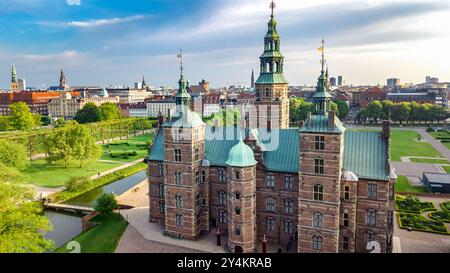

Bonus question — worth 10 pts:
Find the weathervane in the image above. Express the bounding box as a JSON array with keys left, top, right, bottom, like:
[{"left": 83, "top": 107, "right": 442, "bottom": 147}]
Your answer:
[
  {"left": 270, "top": 0, "right": 276, "bottom": 17},
  {"left": 318, "top": 38, "right": 326, "bottom": 72},
  {"left": 177, "top": 48, "right": 184, "bottom": 76}
]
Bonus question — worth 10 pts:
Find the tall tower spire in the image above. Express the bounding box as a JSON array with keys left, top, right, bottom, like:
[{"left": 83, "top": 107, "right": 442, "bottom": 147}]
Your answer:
[
  {"left": 175, "top": 49, "right": 191, "bottom": 110},
  {"left": 10, "top": 64, "right": 19, "bottom": 92},
  {"left": 252, "top": 0, "right": 289, "bottom": 128},
  {"left": 59, "top": 68, "right": 68, "bottom": 90},
  {"left": 313, "top": 38, "right": 333, "bottom": 115}
]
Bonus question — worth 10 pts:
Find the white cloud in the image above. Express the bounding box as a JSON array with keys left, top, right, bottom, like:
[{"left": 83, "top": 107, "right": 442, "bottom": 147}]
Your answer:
[
  {"left": 66, "top": 0, "right": 81, "bottom": 6},
  {"left": 36, "top": 15, "right": 148, "bottom": 29}
]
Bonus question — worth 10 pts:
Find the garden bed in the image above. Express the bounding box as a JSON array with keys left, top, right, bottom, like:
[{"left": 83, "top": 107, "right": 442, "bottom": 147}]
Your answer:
[
  {"left": 441, "top": 201, "right": 450, "bottom": 211},
  {"left": 429, "top": 210, "right": 450, "bottom": 223},
  {"left": 397, "top": 213, "right": 449, "bottom": 235},
  {"left": 395, "top": 195, "right": 436, "bottom": 213}
]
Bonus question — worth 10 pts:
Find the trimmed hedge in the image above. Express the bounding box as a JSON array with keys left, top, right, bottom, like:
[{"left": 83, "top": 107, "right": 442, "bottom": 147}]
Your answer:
[
  {"left": 50, "top": 162, "right": 147, "bottom": 203},
  {"left": 441, "top": 201, "right": 450, "bottom": 211},
  {"left": 395, "top": 195, "right": 436, "bottom": 213},
  {"left": 429, "top": 211, "right": 450, "bottom": 223},
  {"left": 397, "top": 212, "right": 449, "bottom": 235}
]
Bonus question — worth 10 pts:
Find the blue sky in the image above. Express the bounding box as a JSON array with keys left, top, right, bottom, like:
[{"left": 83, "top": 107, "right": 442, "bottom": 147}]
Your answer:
[{"left": 0, "top": 0, "right": 449, "bottom": 89}]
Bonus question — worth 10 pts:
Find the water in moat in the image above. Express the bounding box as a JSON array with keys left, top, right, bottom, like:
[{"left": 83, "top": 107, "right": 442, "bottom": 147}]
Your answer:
[{"left": 63, "top": 170, "right": 147, "bottom": 207}]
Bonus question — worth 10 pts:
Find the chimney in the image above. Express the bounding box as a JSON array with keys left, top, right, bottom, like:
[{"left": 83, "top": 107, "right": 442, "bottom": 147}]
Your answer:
[
  {"left": 306, "top": 112, "right": 312, "bottom": 128},
  {"left": 158, "top": 112, "right": 164, "bottom": 127},
  {"left": 328, "top": 111, "right": 335, "bottom": 130},
  {"left": 383, "top": 120, "right": 391, "bottom": 140}
]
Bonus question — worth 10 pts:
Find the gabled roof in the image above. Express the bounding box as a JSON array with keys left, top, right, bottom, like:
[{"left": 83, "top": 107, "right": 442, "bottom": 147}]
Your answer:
[{"left": 343, "top": 131, "right": 389, "bottom": 181}]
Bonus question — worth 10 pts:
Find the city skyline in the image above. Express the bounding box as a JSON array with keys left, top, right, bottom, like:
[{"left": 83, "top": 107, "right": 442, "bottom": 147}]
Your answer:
[{"left": 0, "top": 0, "right": 449, "bottom": 89}]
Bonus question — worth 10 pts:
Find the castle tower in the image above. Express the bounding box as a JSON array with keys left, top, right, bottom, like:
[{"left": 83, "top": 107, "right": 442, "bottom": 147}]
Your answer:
[
  {"left": 298, "top": 39, "right": 345, "bottom": 253},
  {"left": 226, "top": 135, "right": 258, "bottom": 253},
  {"left": 59, "top": 68, "right": 69, "bottom": 90},
  {"left": 251, "top": 1, "right": 289, "bottom": 129},
  {"left": 11, "top": 64, "right": 19, "bottom": 92},
  {"left": 162, "top": 50, "right": 207, "bottom": 240},
  {"left": 251, "top": 69, "right": 255, "bottom": 89}
]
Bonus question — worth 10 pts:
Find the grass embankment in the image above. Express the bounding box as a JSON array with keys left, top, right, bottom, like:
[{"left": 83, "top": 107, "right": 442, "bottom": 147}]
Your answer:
[
  {"left": 51, "top": 163, "right": 147, "bottom": 203},
  {"left": 101, "top": 134, "right": 153, "bottom": 163},
  {"left": 55, "top": 213, "right": 128, "bottom": 253},
  {"left": 23, "top": 160, "right": 121, "bottom": 188},
  {"left": 395, "top": 176, "right": 426, "bottom": 193},
  {"left": 430, "top": 131, "right": 450, "bottom": 150},
  {"left": 391, "top": 130, "right": 442, "bottom": 161}
]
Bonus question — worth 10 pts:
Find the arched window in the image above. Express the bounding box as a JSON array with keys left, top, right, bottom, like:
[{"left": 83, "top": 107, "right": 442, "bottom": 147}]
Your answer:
[
  {"left": 176, "top": 214, "right": 183, "bottom": 227},
  {"left": 175, "top": 194, "right": 183, "bottom": 208},
  {"left": 366, "top": 209, "right": 377, "bottom": 226},
  {"left": 313, "top": 184, "right": 324, "bottom": 201},
  {"left": 266, "top": 197, "right": 275, "bottom": 212},
  {"left": 312, "top": 235, "right": 323, "bottom": 250},
  {"left": 284, "top": 199, "right": 294, "bottom": 214},
  {"left": 313, "top": 212, "right": 323, "bottom": 228},
  {"left": 266, "top": 217, "right": 274, "bottom": 232},
  {"left": 175, "top": 171, "right": 183, "bottom": 185},
  {"left": 218, "top": 191, "right": 227, "bottom": 206}
]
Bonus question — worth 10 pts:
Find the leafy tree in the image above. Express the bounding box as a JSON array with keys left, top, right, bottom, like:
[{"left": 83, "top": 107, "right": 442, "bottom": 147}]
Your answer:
[
  {"left": 0, "top": 116, "right": 10, "bottom": 131},
  {"left": 54, "top": 118, "right": 66, "bottom": 128},
  {"left": 74, "top": 103, "right": 102, "bottom": 124},
  {"left": 33, "top": 113, "right": 42, "bottom": 128},
  {"left": 333, "top": 100, "right": 349, "bottom": 119},
  {"left": 409, "top": 102, "right": 421, "bottom": 125},
  {"left": 99, "top": 103, "right": 121, "bottom": 121},
  {"left": 44, "top": 122, "right": 101, "bottom": 169},
  {"left": 0, "top": 163, "right": 54, "bottom": 253},
  {"left": 9, "top": 102, "right": 35, "bottom": 131},
  {"left": 65, "top": 177, "right": 92, "bottom": 191},
  {"left": 330, "top": 102, "right": 340, "bottom": 118},
  {"left": 391, "top": 102, "right": 410, "bottom": 124},
  {"left": 381, "top": 100, "right": 395, "bottom": 120},
  {"left": 366, "top": 100, "right": 384, "bottom": 123},
  {"left": 0, "top": 139, "right": 28, "bottom": 170},
  {"left": 429, "top": 105, "right": 448, "bottom": 124},
  {"left": 94, "top": 193, "right": 119, "bottom": 215}
]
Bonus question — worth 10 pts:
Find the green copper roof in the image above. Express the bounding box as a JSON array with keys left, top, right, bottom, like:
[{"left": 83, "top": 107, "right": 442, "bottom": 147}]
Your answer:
[
  {"left": 260, "top": 51, "right": 284, "bottom": 58},
  {"left": 255, "top": 73, "right": 288, "bottom": 84},
  {"left": 300, "top": 114, "right": 346, "bottom": 134},
  {"left": 148, "top": 127, "right": 390, "bottom": 180},
  {"left": 11, "top": 64, "right": 17, "bottom": 83},
  {"left": 148, "top": 129, "right": 164, "bottom": 161},
  {"left": 226, "top": 138, "right": 257, "bottom": 167},
  {"left": 162, "top": 109, "right": 205, "bottom": 128},
  {"left": 343, "top": 131, "right": 389, "bottom": 181}
]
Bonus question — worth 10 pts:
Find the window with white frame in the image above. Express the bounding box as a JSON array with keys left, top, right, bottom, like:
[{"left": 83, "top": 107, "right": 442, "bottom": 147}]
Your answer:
[
  {"left": 266, "top": 217, "right": 274, "bottom": 232},
  {"left": 176, "top": 214, "right": 183, "bottom": 227},
  {"left": 266, "top": 197, "right": 275, "bottom": 212},
  {"left": 313, "top": 184, "right": 324, "bottom": 201},
  {"left": 366, "top": 209, "right": 377, "bottom": 226},
  {"left": 174, "top": 149, "right": 182, "bottom": 162},
  {"left": 368, "top": 183, "right": 378, "bottom": 199},
  {"left": 218, "top": 168, "right": 227, "bottom": 183},
  {"left": 284, "top": 199, "right": 294, "bottom": 214},
  {"left": 158, "top": 183, "right": 164, "bottom": 198},
  {"left": 343, "top": 210, "right": 349, "bottom": 227},
  {"left": 312, "top": 235, "right": 323, "bottom": 250},
  {"left": 284, "top": 220, "right": 293, "bottom": 234},
  {"left": 285, "top": 175, "right": 293, "bottom": 190},
  {"left": 219, "top": 210, "right": 227, "bottom": 224},
  {"left": 314, "top": 158, "right": 324, "bottom": 174},
  {"left": 266, "top": 173, "right": 275, "bottom": 188},
  {"left": 175, "top": 194, "right": 183, "bottom": 208},
  {"left": 218, "top": 191, "right": 227, "bottom": 206},
  {"left": 159, "top": 201, "right": 165, "bottom": 214},
  {"left": 313, "top": 212, "right": 323, "bottom": 228}
]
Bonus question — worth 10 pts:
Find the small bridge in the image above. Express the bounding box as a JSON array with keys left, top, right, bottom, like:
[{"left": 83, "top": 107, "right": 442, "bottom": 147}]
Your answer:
[{"left": 44, "top": 203, "right": 95, "bottom": 214}]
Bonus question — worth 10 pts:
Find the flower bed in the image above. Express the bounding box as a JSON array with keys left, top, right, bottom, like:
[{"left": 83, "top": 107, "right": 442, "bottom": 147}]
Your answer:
[
  {"left": 441, "top": 201, "right": 450, "bottom": 211},
  {"left": 429, "top": 210, "right": 450, "bottom": 223},
  {"left": 395, "top": 195, "right": 436, "bottom": 213},
  {"left": 397, "top": 213, "right": 449, "bottom": 235}
]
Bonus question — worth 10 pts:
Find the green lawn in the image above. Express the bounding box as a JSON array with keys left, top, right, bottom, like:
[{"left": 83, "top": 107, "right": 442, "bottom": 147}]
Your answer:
[
  {"left": 430, "top": 131, "right": 450, "bottom": 150},
  {"left": 391, "top": 130, "right": 442, "bottom": 161},
  {"left": 444, "top": 166, "right": 450, "bottom": 174},
  {"left": 409, "top": 158, "right": 449, "bottom": 164},
  {"left": 23, "top": 159, "right": 120, "bottom": 188},
  {"left": 395, "top": 176, "right": 427, "bottom": 193},
  {"left": 55, "top": 213, "right": 128, "bottom": 253},
  {"left": 101, "top": 134, "right": 153, "bottom": 162}
]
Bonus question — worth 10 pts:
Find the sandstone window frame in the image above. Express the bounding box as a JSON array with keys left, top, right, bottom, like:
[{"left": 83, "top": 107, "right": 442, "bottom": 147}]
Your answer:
[
  {"left": 314, "top": 158, "right": 325, "bottom": 174},
  {"left": 366, "top": 209, "right": 377, "bottom": 226},
  {"left": 266, "top": 197, "right": 276, "bottom": 212},
  {"left": 175, "top": 194, "right": 183, "bottom": 208},
  {"left": 158, "top": 183, "right": 164, "bottom": 198},
  {"left": 174, "top": 149, "right": 182, "bottom": 162},
  {"left": 284, "top": 175, "right": 293, "bottom": 190},
  {"left": 343, "top": 186, "right": 350, "bottom": 200},
  {"left": 283, "top": 219, "right": 294, "bottom": 234},
  {"left": 266, "top": 173, "right": 275, "bottom": 188},
  {"left": 312, "top": 235, "right": 323, "bottom": 250},
  {"left": 367, "top": 183, "right": 378, "bottom": 199},
  {"left": 313, "top": 211, "right": 323, "bottom": 228},
  {"left": 218, "top": 191, "right": 227, "bottom": 206},
  {"left": 218, "top": 168, "right": 227, "bottom": 183},
  {"left": 315, "top": 135, "right": 325, "bottom": 150},
  {"left": 284, "top": 198, "right": 294, "bottom": 214},
  {"left": 313, "top": 184, "right": 324, "bottom": 201},
  {"left": 176, "top": 213, "right": 183, "bottom": 227},
  {"left": 175, "top": 171, "right": 183, "bottom": 185},
  {"left": 219, "top": 210, "right": 227, "bottom": 224},
  {"left": 343, "top": 210, "right": 349, "bottom": 227},
  {"left": 266, "top": 217, "right": 274, "bottom": 232}
]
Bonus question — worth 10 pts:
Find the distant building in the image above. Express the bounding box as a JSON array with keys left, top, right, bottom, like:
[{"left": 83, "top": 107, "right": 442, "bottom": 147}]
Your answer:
[
  {"left": 423, "top": 172, "right": 450, "bottom": 193},
  {"left": 330, "top": 77, "right": 337, "bottom": 86},
  {"left": 0, "top": 91, "right": 78, "bottom": 116},
  {"left": 426, "top": 76, "right": 439, "bottom": 84},
  {"left": 338, "top": 76, "right": 346, "bottom": 86},
  {"left": 18, "top": 79, "right": 26, "bottom": 92},
  {"left": 188, "top": 79, "right": 210, "bottom": 95},
  {"left": 128, "top": 102, "right": 148, "bottom": 117},
  {"left": 106, "top": 88, "right": 152, "bottom": 103},
  {"left": 359, "top": 86, "right": 386, "bottom": 108},
  {"left": 10, "top": 64, "right": 19, "bottom": 92},
  {"left": 386, "top": 89, "right": 448, "bottom": 107},
  {"left": 48, "top": 92, "right": 119, "bottom": 118},
  {"left": 146, "top": 99, "right": 176, "bottom": 117},
  {"left": 387, "top": 78, "right": 400, "bottom": 87}
]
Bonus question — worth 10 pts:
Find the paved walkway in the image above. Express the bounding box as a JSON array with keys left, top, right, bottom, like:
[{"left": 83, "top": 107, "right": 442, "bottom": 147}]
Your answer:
[
  {"left": 89, "top": 158, "right": 144, "bottom": 180},
  {"left": 417, "top": 129, "right": 450, "bottom": 162},
  {"left": 119, "top": 207, "right": 228, "bottom": 253},
  {"left": 116, "top": 225, "right": 205, "bottom": 253},
  {"left": 391, "top": 162, "right": 443, "bottom": 177}
]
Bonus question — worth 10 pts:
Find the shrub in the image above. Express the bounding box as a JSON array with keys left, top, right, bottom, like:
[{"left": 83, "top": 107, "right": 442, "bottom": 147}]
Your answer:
[
  {"left": 94, "top": 193, "right": 119, "bottom": 214},
  {"left": 442, "top": 201, "right": 450, "bottom": 211},
  {"left": 398, "top": 213, "right": 447, "bottom": 233},
  {"left": 65, "top": 177, "right": 92, "bottom": 191},
  {"left": 395, "top": 195, "right": 435, "bottom": 213},
  {"left": 430, "top": 211, "right": 450, "bottom": 223}
]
